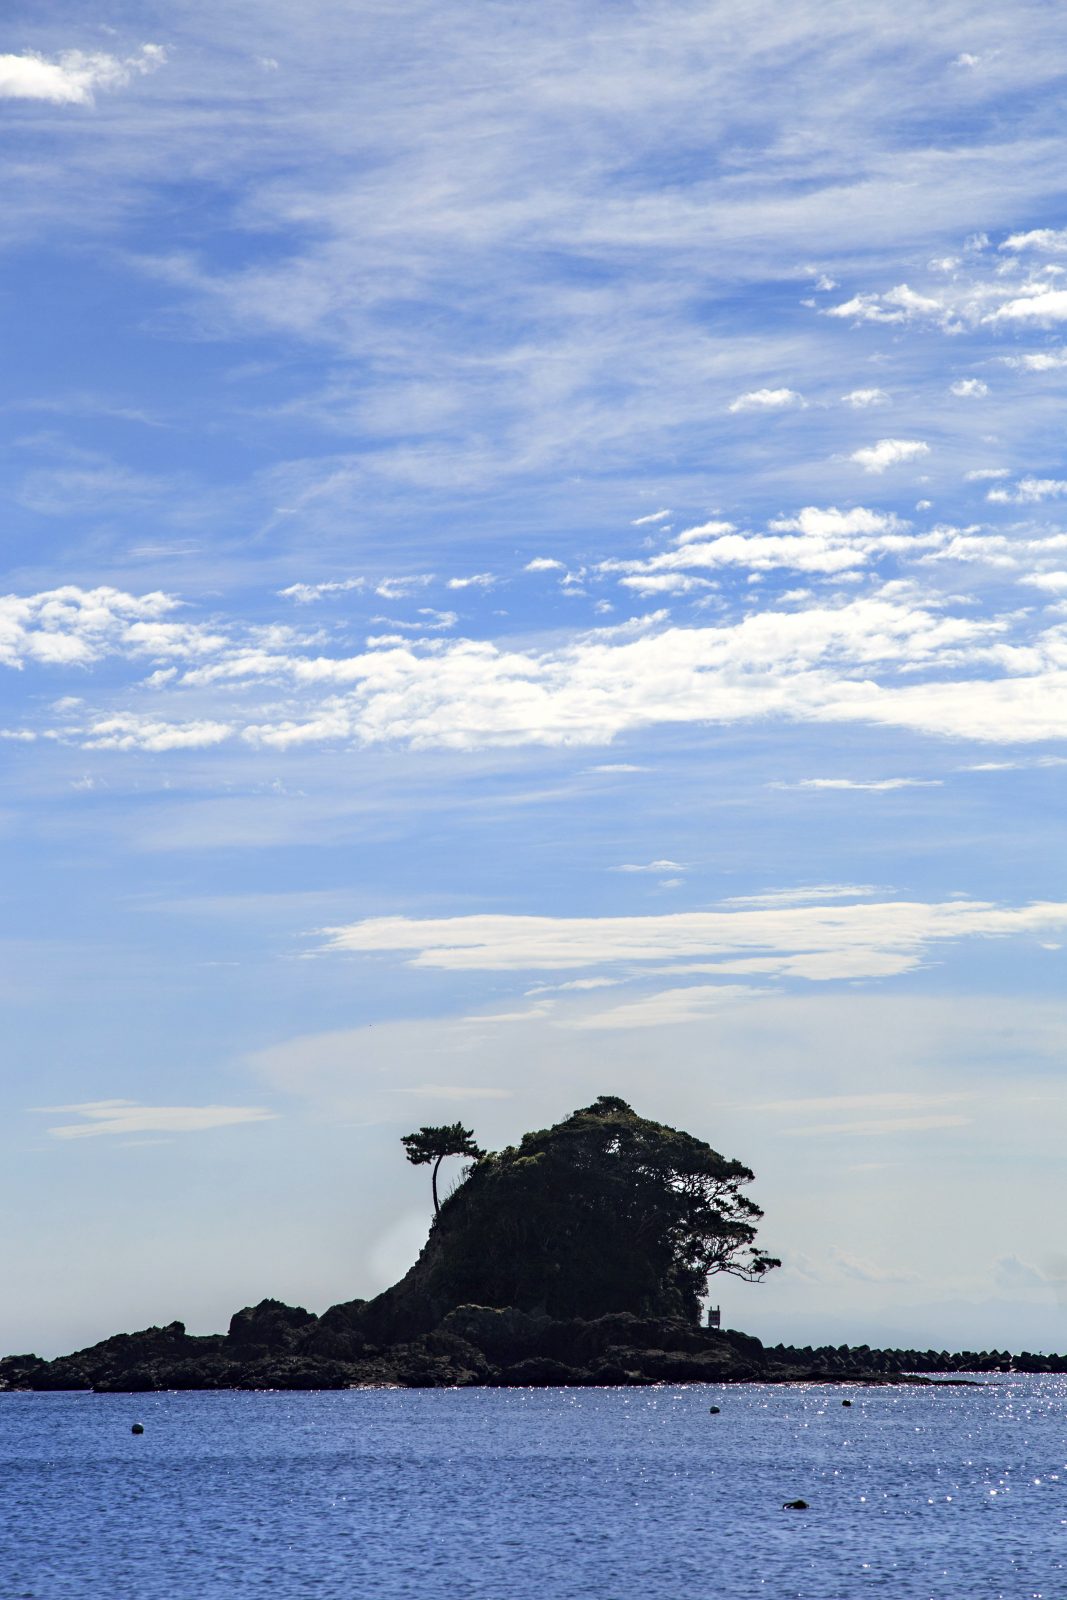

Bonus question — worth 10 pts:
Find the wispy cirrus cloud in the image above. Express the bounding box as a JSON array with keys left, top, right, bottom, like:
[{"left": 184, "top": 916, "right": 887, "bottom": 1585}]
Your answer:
[{"left": 35, "top": 1100, "right": 275, "bottom": 1140}]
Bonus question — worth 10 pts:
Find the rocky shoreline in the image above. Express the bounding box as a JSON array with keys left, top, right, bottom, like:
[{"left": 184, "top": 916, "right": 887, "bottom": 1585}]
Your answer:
[{"left": 2, "top": 1298, "right": 1062, "bottom": 1393}]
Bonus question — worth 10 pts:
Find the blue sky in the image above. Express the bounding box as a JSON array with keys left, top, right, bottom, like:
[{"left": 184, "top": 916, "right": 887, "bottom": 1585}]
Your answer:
[{"left": 3, "top": 1, "right": 1067, "bottom": 1357}]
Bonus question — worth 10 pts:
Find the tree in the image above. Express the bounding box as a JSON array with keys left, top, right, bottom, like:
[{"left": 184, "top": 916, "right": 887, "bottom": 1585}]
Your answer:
[
  {"left": 401, "top": 1122, "right": 485, "bottom": 1216},
  {"left": 392, "top": 1096, "right": 779, "bottom": 1325}
]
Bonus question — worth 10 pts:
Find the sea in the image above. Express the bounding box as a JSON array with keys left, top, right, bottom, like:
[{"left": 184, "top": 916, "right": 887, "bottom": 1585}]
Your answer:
[{"left": 1, "top": 1378, "right": 1063, "bottom": 1599}]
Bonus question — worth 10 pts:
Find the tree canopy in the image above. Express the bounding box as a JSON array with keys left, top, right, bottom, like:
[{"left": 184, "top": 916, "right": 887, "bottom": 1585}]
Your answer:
[
  {"left": 401, "top": 1122, "right": 485, "bottom": 1215},
  {"left": 394, "top": 1095, "right": 779, "bottom": 1324}
]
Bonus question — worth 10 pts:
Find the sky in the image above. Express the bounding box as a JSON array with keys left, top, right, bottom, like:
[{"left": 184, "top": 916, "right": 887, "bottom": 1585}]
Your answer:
[{"left": 2, "top": 0, "right": 1067, "bottom": 1360}]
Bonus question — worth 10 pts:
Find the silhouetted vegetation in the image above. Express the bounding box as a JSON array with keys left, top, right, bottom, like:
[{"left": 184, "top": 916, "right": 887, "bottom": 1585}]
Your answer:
[
  {"left": 401, "top": 1122, "right": 485, "bottom": 1215},
  {"left": 380, "top": 1095, "right": 780, "bottom": 1329}
]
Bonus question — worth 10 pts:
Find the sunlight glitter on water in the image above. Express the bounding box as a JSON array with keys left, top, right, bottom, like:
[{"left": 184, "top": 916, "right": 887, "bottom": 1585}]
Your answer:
[{"left": 1, "top": 1377, "right": 1065, "bottom": 1598}]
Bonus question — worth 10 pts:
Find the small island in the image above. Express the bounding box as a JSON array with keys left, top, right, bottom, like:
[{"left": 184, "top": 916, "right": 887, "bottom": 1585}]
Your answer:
[{"left": 2, "top": 1097, "right": 1061, "bottom": 1392}]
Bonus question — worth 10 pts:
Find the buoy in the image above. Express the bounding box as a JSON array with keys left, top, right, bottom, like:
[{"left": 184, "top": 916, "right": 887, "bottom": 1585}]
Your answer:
[
  {"left": 131, "top": 1423, "right": 144, "bottom": 1435},
  {"left": 841, "top": 1399, "right": 852, "bottom": 1407},
  {"left": 708, "top": 1405, "right": 721, "bottom": 1414},
  {"left": 782, "top": 1498, "right": 809, "bottom": 1510}
]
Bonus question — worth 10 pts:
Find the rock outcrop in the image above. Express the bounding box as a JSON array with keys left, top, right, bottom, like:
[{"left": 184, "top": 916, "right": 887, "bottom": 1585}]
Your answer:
[
  {"left": 3, "top": 1098, "right": 1061, "bottom": 1391},
  {"left": 3, "top": 1301, "right": 1061, "bottom": 1391}
]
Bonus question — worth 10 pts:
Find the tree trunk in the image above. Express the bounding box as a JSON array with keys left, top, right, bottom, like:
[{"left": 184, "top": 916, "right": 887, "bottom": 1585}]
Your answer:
[{"left": 432, "top": 1154, "right": 443, "bottom": 1215}]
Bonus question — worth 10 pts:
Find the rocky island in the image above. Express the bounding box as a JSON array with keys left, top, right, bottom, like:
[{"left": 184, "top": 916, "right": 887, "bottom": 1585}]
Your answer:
[{"left": 3, "top": 1097, "right": 1062, "bottom": 1391}]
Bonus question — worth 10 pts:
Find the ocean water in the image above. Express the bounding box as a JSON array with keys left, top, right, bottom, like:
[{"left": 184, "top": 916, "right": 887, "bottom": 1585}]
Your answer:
[{"left": 1, "top": 1379, "right": 1064, "bottom": 1599}]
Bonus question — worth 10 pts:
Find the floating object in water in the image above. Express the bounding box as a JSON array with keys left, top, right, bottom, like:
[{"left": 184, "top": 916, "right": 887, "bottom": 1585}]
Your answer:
[
  {"left": 842, "top": 1399, "right": 852, "bottom": 1407},
  {"left": 131, "top": 1423, "right": 144, "bottom": 1435},
  {"left": 708, "top": 1405, "right": 721, "bottom": 1414},
  {"left": 782, "top": 1498, "right": 809, "bottom": 1510}
]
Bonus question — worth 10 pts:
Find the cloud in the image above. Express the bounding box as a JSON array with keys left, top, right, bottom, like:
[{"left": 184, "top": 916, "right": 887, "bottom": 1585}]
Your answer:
[
  {"left": 82, "top": 715, "right": 233, "bottom": 752},
  {"left": 987, "top": 477, "right": 1067, "bottom": 504},
  {"left": 446, "top": 574, "right": 496, "bottom": 590},
  {"left": 720, "top": 885, "right": 882, "bottom": 908},
  {"left": 727, "top": 387, "right": 804, "bottom": 413},
  {"left": 318, "top": 896, "right": 1067, "bottom": 984},
  {"left": 28, "top": 584, "right": 1067, "bottom": 753},
  {"left": 1000, "top": 229, "right": 1067, "bottom": 254},
  {"left": 826, "top": 285, "right": 942, "bottom": 325},
  {"left": 36, "top": 1100, "right": 275, "bottom": 1140},
  {"left": 564, "top": 984, "right": 761, "bottom": 1029},
  {"left": 850, "top": 439, "right": 931, "bottom": 473},
  {"left": 785, "top": 1114, "right": 971, "bottom": 1137},
  {"left": 374, "top": 575, "right": 434, "bottom": 600},
  {"left": 950, "top": 378, "right": 989, "bottom": 397},
  {"left": 524, "top": 558, "right": 565, "bottom": 572},
  {"left": 988, "top": 290, "right": 1067, "bottom": 324},
  {"left": 1020, "top": 571, "right": 1067, "bottom": 593},
  {"left": 632, "top": 510, "right": 672, "bottom": 526},
  {"left": 784, "top": 777, "right": 943, "bottom": 791},
  {"left": 602, "top": 505, "right": 918, "bottom": 579},
  {"left": 841, "top": 388, "right": 890, "bottom": 408},
  {"left": 611, "top": 859, "right": 687, "bottom": 873},
  {"left": 617, "top": 573, "right": 714, "bottom": 594},
  {"left": 278, "top": 578, "right": 365, "bottom": 603},
  {"left": 1001, "top": 350, "right": 1067, "bottom": 371},
  {"left": 0, "top": 585, "right": 183, "bottom": 671},
  {"left": 0, "top": 45, "right": 165, "bottom": 106}
]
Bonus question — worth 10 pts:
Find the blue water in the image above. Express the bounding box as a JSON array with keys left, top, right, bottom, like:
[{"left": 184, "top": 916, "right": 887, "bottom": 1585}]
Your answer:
[{"left": 1, "top": 1380, "right": 1064, "bottom": 1598}]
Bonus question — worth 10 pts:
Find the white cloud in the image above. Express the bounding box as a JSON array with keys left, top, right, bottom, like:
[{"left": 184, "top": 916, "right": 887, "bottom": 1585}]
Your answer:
[
  {"left": 446, "top": 574, "right": 496, "bottom": 590},
  {"left": 278, "top": 578, "right": 365, "bottom": 603},
  {"left": 524, "top": 558, "right": 565, "bottom": 572},
  {"left": 318, "top": 897, "right": 1067, "bottom": 984},
  {"left": 786, "top": 777, "right": 943, "bottom": 792},
  {"left": 0, "top": 45, "right": 164, "bottom": 105},
  {"left": 0, "top": 585, "right": 182, "bottom": 671},
  {"left": 82, "top": 715, "right": 233, "bottom": 752},
  {"left": 36, "top": 1099, "right": 275, "bottom": 1140},
  {"left": 950, "top": 379, "right": 989, "bottom": 397},
  {"left": 988, "top": 289, "right": 1067, "bottom": 324},
  {"left": 826, "top": 285, "right": 942, "bottom": 325},
  {"left": 611, "top": 859, "right": 687, "bottom": 873},
  {"left": 375, "top": 575, "right": 435, "bottom": 600},
  {"left": 631, "top": 509, "right": 671, "bottom": 526},
  {"left": 727, "top": 387, "right": 804, "bottom": 413},
  {"left": 54, "top": 587, "right": 1067, "bottom": 753},
  {"left": 850, "top": 439, "right": 931, "bottom": 473},
  {"left": 1001, "top": 350, "right": 1067, "bottom": 371},
  {"left": 1001, "top": 229, "right": 1067, "bottom": 254},
  {"left": 841, "top": 388, "right": 890, "bottom": 408},
  {"left": 964, "top": 468, "right": 1010, "bottom": 481},
  {"left": 720, "top": 885, "right": 882, "bottom": 908},
  {"left": 564, "top": 984, "right": 762, "bottom": 1029},
  {"left": 987, "top": 477, "right": 1067, "bottom": 504},
  {"left": 617, "top": 573, "right": 714, "bottom": 594},
  {"left": 602, "top": 505, "right": 917, "bottom": 581}
]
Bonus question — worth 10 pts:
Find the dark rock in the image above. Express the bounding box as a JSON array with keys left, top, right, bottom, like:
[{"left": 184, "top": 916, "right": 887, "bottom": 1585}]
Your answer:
[
  {"left": 490, "top": 1357, "right": 591, "bottom": 1387},
  {"left": 227, "top": 1300, "right": 317, "bottom": 1352}
]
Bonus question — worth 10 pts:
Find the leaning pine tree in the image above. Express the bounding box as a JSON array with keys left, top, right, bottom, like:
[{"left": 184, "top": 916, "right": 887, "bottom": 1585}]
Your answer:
[{"left": 401, "top": 1122, "right": 485, "bottom": 1215}]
